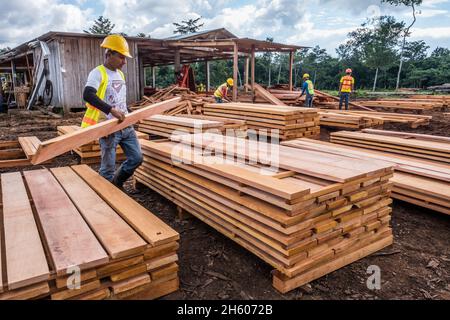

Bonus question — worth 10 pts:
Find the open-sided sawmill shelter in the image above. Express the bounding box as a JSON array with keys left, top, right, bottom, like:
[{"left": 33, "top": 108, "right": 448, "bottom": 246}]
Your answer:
[{"left": 0, "top": 28, "right": 306, "bottom": 112}]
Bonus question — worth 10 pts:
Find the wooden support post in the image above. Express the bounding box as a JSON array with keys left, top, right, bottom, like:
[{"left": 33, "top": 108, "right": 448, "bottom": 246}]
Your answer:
[
  {"left": 11, "top": 59, "right": 17, "bottom": 105},
  {"left": 152, "top": 66, "right": 156, "bottom": 88},
  {"left": 174, "top": 50, "right": 181, "bottom": 74},
  {"left": 25, "top": 54, "right": 33, "bottom": 87},
  {"left": 244, "top": 57, "right": 249, "bottom": 93},
  {"left": 251, "top": 46, "right": 255, "bottom": 102},
  {"left": 206, "top": 60, "right": 211, "bottom": 92},
  {"left": 289, "top": 51, "right": 294, "bottom": 91},
  {"left": 138, "top": 56, "right": 144, "bottom": 99},
  {"left": 232, "top": 43, "right": 238, "bottom": 102}
]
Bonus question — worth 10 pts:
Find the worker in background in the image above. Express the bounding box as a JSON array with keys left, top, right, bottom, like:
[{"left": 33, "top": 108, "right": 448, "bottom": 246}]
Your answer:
[
  {"left": 214, "top": 78, "right": 233, "bottom": 103},
  {"left": 81, "top": 34, "right": 143, "bottom": 190},
  {"left": 299, "top": 73, "right": 315, "bottom": 107},
  {"left": 339, "top": 68, "right": 355, "bottom": 110},
  {"left": 198, "top": 83, "right": 206, "bottom": 93}
]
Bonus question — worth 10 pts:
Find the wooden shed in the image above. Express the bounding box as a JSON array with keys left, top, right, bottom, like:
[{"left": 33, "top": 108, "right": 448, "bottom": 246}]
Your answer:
[
  {"left": 0, "top": 32, "right": 162, "bottom": 111},
  {"left": 0, "top": 29, "right": 306, "bottom": 112}
]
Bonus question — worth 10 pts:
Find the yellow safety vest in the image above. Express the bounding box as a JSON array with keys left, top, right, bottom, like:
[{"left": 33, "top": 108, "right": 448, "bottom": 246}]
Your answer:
[
  {"left": 214, "top": 83, "right": 228, "bottom": 99},
  {"left": 305, "top": 80, "right": 315, "bottom": 95},
  {"left": 81, "top": 65, "right": 125, "bottom": 128}
]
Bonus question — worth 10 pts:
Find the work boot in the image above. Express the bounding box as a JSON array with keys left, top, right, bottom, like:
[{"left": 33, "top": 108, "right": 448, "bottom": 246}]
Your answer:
[{"left": 112, "top": 169, "right": 131, "bottom": 190}]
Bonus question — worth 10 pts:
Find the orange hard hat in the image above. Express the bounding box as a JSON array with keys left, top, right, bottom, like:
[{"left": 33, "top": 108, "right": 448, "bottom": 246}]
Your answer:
[{"left": 346, "top": 68, "right": 352, "bottom": 73}]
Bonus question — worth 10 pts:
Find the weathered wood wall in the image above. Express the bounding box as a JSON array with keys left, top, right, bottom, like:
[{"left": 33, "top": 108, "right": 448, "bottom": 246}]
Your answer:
[{"left": 52, "top": 36, "right": 140, "bottom": 111}]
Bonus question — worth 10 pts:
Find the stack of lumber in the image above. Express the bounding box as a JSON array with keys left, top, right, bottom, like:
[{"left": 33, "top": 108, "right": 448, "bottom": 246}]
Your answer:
[
  {"left": 285, "top": 133, "right": 449, "bottom": 215},
  {"left": 342, "top": 111, "right": 431, "bottom": 128},
  {"left": 408, "top": 95, "right": 449, "bottom": 106},
  {"left": 203, "top": 103, "right": 320, "bottom": 140},
  {"left": 330, "top": 130, "right": 450, "bottom": 164},
  {"left": 0, "top": 137, "right": 44, "bottom": 168},
  {"left": 318, "top": 110, "right": 431, "bottom": 129},
  {"left": 357, "top": 100, "right": 442, "bottom": 111},
  {"left": 134, "top": 133, "right": 394, "bottom": 293},
  {"left": 138, "top": 114, "right": 247, "bottom": 139},
  {"left": 318, "top": 110, "right": 384, "bottom": 129},
  {"left": 240, "top": 86, "right": 335, "bottom": 107},
  {"left": 57, "top": 126, "right": 149, "bottom": 164},
  {"left": 318, "top": 100, "right": 441, "bottom": 112},
  {"left": 0, "top": 165, "right": 179, "bottom": 300}
]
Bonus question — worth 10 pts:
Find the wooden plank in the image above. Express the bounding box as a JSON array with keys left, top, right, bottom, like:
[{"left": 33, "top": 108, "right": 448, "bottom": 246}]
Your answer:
[
  {"left": 75, "top": 288, "right": 111, "bottom": 300},
  {"left": 112, "top": 273, "right": 151, "bottom": 295},
  {"left": 0, "top": 282, "right": 50, "bottom": 300},
  {"left": 0, "top": 159, "right": 32, "bottom": 169},
  {"left": 1, "top": 172, "right": 50, "bottom": 290},
  {"left": 253, "top": 83, "right": 287, "bottom": 106},
  {"left": 18, "top": 137, "right": 41, "bottom": 159},
  {"left": 23, "top": 169, "right": 109, "bottom": 275},
  {"left": 140, "top": 139, "right": 311, "bottom": 200},
  {"left": 71, "top": 165, "right": 179, "bottom": 246},
  {"left": 361, "top": 129, "right": 450, "bottom": 143},
  {"left": 273, "top": 235, "right": 393, "bottom": 293},
  {"left": 56, "top": 269, "right": 98, "bottom": 289},
  {"left": 51, "top": 279, "right": 101, "bottom": 300},
  {"left": 144, "top": 242, "right": 179, "bottom": 260},
  {"left": 97, "top": 256, "right": 144, "bottom": 277},
  {"left": 31, "top": 97, "right": 181, "bottom": 164},
  {"left": 126, "top": 277, "right": 178, "bottom": 300},
  {"left": 51, "top": 167, "right": 147, "bottom": 259},
  {"left": 332, "top": 131, "right": 450, "bottom": 154},
  {"left": 146, "top": 115, "right": 224, "bottom": 128},
  {"left": 110, "top": 264, "right": 148, "bottom": 282}
]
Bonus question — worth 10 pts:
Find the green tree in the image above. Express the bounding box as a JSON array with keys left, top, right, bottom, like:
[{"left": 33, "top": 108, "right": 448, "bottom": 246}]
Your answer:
[
  {"left": 382, "top": 0, "right": 423, "bottom": 89},
  {"left": 0, "top": 47, "right": 11, "bottom": 54},
  {"left": 136, "top": 33, "right": 151, "bottom": 38},
  {"left": 340, "top": 16, "right": 404, "bottom": 91},
  {"left": 173, "top": 17, "right": 204, "bottom": 35},
  {"left": 84, "top": 16, "right": 115, "bottom": 35}
]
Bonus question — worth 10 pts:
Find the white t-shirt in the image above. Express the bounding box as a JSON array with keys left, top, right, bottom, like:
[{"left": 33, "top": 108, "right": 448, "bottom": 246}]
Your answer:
[{"left": 85, "top": 66, "right": 128, "bottom": 120}]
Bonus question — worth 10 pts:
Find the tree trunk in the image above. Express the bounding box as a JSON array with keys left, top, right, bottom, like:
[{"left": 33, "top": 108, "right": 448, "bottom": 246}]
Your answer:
[
  {"left": 268, "top": 64, "right": 271, "bottom": 87},
  {"left": 372, "top": 67, "right": 379, "bottom": 92},
  {"left": 396, "top": 3, "right": 416, "bottom": 91},
  {"left": 277, "top": 61, "right": 282, "bottom": 84}
]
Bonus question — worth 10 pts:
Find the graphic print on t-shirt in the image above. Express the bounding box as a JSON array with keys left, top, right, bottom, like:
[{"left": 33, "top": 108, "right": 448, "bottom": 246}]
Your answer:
[{"left": 106, "top": 79, "right": 127, "bottom": 120}]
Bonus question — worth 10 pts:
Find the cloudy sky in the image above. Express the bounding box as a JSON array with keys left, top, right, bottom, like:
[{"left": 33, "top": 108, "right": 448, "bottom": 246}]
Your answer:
[{"left": 1, "top": 0, "right": 449, "bottom": 55}]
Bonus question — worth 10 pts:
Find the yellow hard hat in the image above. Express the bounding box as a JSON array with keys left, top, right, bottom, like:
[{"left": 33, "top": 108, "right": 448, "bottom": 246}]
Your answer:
[
  {"left": 227, "top": 78, "right": 234, "bottom": 86},
  {"left": 101, "top": 34, "right": 132, "bottom": 58},
  {"left": 303, "top": 73, "right": 310, "bottom": 79}
]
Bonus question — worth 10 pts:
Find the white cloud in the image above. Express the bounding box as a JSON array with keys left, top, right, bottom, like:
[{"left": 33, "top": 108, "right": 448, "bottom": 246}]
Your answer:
[
  {"left": 414, "top": 8, "right": 448, "bottom": 18},
  {"left": 1, "top": 0, "right": 450, "bottom": 54},
  {"left": 422, "top": 0, "right": 449, "bottom": 8},
  {"left": 411, "top": 26, "right": 450, "bottom": 39},
  {"left": 0, "top": 1, "right": 93, "bottom": 48}
]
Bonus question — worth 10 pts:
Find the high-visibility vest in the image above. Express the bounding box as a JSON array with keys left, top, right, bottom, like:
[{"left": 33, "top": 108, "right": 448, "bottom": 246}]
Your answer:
[
  {"left": 214, "top": 83, "right": 228, "bottom": 98},
  {"left": 81, "top": 65, "right": 125, "bottom": 128},
  {"left": 340, "top": 75, "right": 354, "bottom": 93},
  {"left": 305, "top": 80, "right": 315, "bottom": 95}
]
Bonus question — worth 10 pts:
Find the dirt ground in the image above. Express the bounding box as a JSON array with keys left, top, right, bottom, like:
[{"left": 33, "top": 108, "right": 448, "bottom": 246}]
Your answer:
[{"left": 1, "top": 108, "right": 449, "bottom": 300}]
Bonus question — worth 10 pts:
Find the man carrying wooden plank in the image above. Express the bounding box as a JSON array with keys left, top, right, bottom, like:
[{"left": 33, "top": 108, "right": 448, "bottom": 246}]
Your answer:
[
  {"left": 339, "top": 68, "right": 355, "bottom": 110},
  {"left": 81, "top": 34, "right": 143, "bottom": 189},
  {"left": 213, "top": 78, "right": 233, "bottom": 103},
  {"left": 299, "top": 73, "right": 315, "bottom": 107}
]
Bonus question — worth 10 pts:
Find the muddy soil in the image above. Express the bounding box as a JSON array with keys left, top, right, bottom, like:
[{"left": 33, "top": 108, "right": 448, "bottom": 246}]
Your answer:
[{"left": 1, "top": 109, "right": 449, "bottom": 300}]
